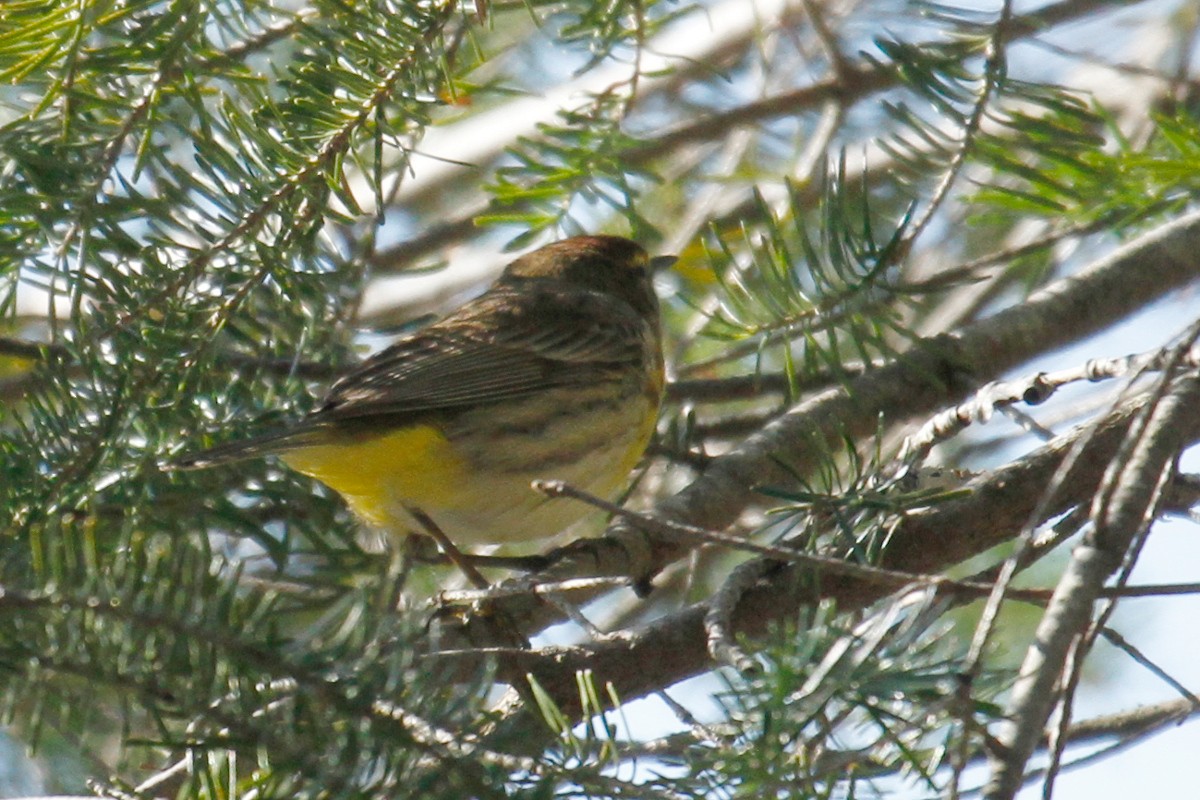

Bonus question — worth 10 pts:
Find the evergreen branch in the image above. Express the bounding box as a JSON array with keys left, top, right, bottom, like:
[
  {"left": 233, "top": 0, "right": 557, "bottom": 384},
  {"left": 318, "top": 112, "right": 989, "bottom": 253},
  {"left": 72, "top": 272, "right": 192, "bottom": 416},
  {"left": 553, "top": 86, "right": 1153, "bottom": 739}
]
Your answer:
[
  {"left": 625, "top": 0, "right": 1120, "bottom": 162},
  {"left": 618, "top": 697, "right": 1200, "bottom": 784},
  {"left": 0, "top": 579, "right": 524, "bottom": 788},
  {"left": 4, "top": 2, "right": 466, "bottom": 527},
  {"left": 893, "top": 0, "right": 1013, "bottom": 255},
  {"left": 666, "top": 363, "right": 878, "bottom": 402},
  {"left": 986, "top": 706, "right": 1198, "bottom": 798},
  {"left": 367, "top": 0, "right": 1142, "bottom": 273},
  {"left": 109, "top": 1, "right": 459, "bottom": 336},
  {"left": 53, "top": 8, "right": 320, "bottom": 294},
  {"left": 1098, "top": 627, "right": 1200, "bottom": 706}
]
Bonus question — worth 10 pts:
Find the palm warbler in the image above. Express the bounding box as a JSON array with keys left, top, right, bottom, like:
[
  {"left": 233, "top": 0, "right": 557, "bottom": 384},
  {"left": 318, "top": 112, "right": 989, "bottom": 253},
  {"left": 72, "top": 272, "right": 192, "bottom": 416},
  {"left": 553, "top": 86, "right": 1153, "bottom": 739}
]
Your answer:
[{"left": 174, "top": 235, "right": 674, "bottom": 550}]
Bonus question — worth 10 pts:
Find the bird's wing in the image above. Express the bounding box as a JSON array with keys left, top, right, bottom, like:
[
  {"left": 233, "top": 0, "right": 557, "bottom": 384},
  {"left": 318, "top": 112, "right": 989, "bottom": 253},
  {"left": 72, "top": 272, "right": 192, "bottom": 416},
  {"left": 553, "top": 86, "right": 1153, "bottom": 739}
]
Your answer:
[
  {"left": 316, "top": 286, "right": 649, "bottom": 422},
  {"left": 167, "top": 287, "right": 651, "bottom": 469}
]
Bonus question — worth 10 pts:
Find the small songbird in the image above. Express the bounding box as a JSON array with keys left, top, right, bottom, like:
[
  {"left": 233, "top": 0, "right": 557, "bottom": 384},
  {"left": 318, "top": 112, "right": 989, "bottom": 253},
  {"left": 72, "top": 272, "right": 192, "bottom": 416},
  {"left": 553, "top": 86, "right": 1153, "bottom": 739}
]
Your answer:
[{"left": 172, "top": 235, "right": 674, "bottom": 551}]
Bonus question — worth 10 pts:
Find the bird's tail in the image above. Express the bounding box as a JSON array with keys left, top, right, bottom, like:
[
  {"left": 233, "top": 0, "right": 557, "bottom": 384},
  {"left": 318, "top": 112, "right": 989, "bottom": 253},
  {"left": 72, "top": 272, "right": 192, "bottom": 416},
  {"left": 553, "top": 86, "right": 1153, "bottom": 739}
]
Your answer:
[{"left": 166, "top": 425, "right": 322, "bottom": 471}]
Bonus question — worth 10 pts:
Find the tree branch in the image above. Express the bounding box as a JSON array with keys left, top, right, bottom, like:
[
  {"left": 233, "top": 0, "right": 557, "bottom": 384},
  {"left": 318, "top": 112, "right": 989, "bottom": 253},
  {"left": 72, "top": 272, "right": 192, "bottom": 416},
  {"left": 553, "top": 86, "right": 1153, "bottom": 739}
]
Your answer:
[
  {"left": 545, "top": 209, "right": 1200, "bottom": 586},
  {"left": 459, "top": 374, "right": 1200, "bottom": 732},
  {"left": 367, "top": 0, "right": 1149, "bottom": 275},
  {"left": 982, "top": 364, "right": 1200, "bottom": 800}
]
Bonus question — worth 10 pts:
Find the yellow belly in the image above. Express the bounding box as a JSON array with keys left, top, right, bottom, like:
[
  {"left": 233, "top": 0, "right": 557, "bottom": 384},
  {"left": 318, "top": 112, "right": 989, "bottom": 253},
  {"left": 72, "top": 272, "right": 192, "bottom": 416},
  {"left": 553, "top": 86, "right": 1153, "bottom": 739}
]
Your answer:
[
  {"left": 280, "top": 425, "right": 468, "bottom": 532},
  {"left": 279, "top": 389, "right": 657, "bottom": 549}
]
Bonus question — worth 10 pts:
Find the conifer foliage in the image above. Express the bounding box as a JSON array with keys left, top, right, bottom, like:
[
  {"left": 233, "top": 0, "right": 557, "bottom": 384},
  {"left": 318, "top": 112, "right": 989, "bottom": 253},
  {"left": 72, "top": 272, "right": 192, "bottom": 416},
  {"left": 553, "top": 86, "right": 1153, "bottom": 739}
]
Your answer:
[{"left": 2, "top": 1, "right": 1200, "bottom": 798}]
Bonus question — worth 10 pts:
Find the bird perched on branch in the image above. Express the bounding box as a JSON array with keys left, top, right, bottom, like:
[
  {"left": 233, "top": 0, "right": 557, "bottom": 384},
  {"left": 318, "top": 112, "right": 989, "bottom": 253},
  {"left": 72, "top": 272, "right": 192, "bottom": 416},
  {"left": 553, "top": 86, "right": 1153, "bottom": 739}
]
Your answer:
[{"left": 173, "top": 235, "right": 674, "bottom": 555}]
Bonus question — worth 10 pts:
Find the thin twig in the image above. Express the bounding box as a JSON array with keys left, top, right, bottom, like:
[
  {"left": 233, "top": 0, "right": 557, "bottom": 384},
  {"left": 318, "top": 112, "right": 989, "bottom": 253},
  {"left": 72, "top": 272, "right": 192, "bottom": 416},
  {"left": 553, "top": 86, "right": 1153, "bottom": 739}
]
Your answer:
[
  {"left": 903, "top": 346, "right": 1200, "bottom": 463},
  {"left": 438, "top": 576, "right": 633, "bottom": 604},
  {"left": 534, "top": 479, "right": 959, "bottom": 591},
  {"left": 406, "top": 506, "right": 490, "bottom": 591},
  {"left": 1099, "top": 627, "right": 1200, "bottom": 708}
]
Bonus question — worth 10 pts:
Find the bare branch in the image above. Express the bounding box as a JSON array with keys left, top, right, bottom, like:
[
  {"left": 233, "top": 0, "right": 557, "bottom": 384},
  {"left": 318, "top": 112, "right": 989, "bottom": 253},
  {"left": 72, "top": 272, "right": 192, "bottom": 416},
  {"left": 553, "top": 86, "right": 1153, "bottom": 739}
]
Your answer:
[{"left": 983, "top": 364, "right": 1200, "bottom": 799}]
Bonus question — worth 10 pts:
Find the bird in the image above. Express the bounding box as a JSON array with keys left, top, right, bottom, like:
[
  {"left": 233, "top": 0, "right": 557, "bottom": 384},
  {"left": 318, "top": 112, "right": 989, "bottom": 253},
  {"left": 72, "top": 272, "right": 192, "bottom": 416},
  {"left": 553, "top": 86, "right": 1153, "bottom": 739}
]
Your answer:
[{"left": 172, "top": 235, "right": 674, "bottom": 554}]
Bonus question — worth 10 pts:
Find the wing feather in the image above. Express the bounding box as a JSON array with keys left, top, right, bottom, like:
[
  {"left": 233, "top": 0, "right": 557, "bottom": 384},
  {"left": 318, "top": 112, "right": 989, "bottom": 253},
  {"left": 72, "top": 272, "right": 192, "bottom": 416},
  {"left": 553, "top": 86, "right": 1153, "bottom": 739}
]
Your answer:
[{"left": 316, "top": 287, "right": 648, "bottom": 423}]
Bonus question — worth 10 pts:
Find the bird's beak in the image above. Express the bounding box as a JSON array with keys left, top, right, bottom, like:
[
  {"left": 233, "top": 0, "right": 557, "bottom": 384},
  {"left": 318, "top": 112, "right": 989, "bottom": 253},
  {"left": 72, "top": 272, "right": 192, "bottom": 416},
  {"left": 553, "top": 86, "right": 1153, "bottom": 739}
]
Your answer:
[{"left": 650, "top": 255, "right": 678, "bottom": 272}]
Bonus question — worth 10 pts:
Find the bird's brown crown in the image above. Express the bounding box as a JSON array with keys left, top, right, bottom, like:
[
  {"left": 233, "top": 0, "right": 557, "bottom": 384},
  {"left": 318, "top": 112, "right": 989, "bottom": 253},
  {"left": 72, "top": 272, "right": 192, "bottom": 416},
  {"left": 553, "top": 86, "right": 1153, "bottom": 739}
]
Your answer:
[
  {"left": 499, "top": 235, "right": 662, "bottom": 317},
  {"left": 502, "top": 235, "right": 647, "bottom": 280}
]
